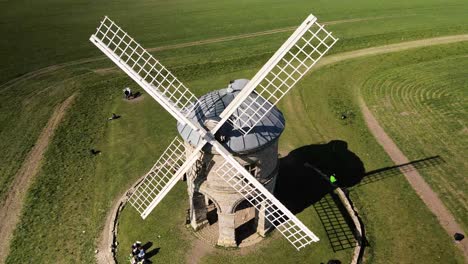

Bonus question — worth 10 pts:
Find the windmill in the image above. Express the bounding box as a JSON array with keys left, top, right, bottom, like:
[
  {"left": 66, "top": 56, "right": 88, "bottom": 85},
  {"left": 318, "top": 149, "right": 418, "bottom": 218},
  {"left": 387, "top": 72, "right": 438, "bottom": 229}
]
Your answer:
[{"left": 90, "top": 14, "right": 337, "bottom": 250}]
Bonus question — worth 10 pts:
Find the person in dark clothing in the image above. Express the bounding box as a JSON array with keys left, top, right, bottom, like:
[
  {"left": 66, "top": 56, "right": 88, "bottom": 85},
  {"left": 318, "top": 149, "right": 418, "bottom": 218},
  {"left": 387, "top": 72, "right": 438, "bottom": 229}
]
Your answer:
[
  {"left": 90, "top": 149, "right": 101, "bottom": 155},
  {"left": 130, "top": 241, "right": 143, "bottom": 263},
  {"left": 123, "top": 87, "right": 132, "bottom": 100}
]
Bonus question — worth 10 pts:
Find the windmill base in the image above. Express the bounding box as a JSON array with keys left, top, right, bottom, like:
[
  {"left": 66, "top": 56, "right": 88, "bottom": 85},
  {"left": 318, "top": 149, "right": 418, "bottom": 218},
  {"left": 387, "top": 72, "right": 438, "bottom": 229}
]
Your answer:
[{"left": 185, "top": 139, "right": 279, "bottom": 248}]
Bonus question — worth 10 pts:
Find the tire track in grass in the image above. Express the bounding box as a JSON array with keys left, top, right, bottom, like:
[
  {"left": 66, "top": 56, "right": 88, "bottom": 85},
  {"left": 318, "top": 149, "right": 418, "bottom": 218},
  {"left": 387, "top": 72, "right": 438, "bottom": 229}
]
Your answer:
[
  {"left": 0, "top": 94, "right": 76, "bottom": 263},
  {"left": 0, "top": 16, "right": 393, "bottom": 93},
  {"left": 365, "top": 64, "right": 468, "bottom": 215}
]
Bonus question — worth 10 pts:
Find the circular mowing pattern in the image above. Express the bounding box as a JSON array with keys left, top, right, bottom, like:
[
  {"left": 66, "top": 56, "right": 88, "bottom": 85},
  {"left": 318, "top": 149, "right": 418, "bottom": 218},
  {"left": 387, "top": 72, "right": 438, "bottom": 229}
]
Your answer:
[{"left": 361, "top": 56, "right": 468, "bottom": 227}]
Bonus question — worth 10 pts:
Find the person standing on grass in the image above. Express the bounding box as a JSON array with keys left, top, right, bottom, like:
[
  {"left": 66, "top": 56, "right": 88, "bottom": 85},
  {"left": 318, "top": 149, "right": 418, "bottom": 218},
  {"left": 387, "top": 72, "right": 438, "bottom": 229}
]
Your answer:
[
  {"left": 329, "top": 173, "right": 337, "bottom": 184},
  {"left": 136, "top": 246, "right": 146, "bottom": 263},
  {"left": 123, "top": 87, "right": 132, "bottom": 100},
  {"left": 130, "top": 241, "right": 142, "bottom": 263}
]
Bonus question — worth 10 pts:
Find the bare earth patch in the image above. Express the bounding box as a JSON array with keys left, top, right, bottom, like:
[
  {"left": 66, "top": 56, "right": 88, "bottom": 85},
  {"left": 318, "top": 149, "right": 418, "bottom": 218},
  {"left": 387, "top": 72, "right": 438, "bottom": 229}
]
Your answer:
[
  {"left": 0, "top": 94, "right": 76, "bottom": 263},
  {"left": 186, "top": 239, "right": 214, "bottom": 264}
]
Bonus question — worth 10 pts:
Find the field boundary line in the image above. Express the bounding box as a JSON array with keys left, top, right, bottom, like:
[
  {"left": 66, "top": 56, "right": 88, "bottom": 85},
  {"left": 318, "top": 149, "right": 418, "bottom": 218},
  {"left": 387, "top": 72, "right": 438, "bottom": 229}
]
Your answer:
[
  {"left": 0, "top": 94, "right": 77, "bottom": 263},
  {"left": 359, "top": 97, "right": 468, "bottom": 259},
  {"left": 146, "top": 16, "right": 391, "bottom": 52}
]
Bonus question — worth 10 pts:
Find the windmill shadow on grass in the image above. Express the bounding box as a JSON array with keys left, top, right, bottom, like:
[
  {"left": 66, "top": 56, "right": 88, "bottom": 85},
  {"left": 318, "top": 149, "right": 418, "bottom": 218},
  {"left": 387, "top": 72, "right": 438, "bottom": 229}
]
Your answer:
[
  {"left": 274, "top": 140, "right": 365, "bottom": 252},
  {"left": 355, "top": 155, "right": 445, "bottom": 187},
  {"left": 274, "top": 141, "right": 445, "bottom": 252},
  {"left": 275, "top": 140, "right": 365, "bottom": 214}
]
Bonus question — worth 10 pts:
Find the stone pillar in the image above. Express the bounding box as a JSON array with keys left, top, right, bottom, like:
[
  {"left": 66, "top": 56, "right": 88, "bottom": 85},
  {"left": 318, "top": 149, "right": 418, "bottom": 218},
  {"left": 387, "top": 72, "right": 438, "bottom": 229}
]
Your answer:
[
  {"left": 255, "top": 202, "right": 272, "bottom": 237},
  {"left": 190, "top": 192, "right": 209, "bottom": 231},
  {"left": 217, "top": 212, "right": 237, "bottom": 247},
  {"left": 255, "top": 171, "right": 277, "bottom": 237}
]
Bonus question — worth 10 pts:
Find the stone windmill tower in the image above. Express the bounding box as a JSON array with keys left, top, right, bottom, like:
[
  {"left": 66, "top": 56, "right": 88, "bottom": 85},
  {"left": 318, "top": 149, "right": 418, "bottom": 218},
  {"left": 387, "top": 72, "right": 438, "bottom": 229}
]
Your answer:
[
  {"left": 178, "top": 79, "right": 285, "bottom": 246},
  {"left": 90, "top": 14, "right": 337, "bottom": 250}
]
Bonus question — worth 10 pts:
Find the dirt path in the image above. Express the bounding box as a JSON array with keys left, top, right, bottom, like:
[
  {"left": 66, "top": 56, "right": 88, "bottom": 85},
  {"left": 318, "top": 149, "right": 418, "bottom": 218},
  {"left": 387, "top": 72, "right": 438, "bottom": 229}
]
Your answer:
[
  {"left": 186, "top": 239, "right": 214, "bottom": 264},
  {"left": 316, "top": 34, "right": 468, "bottom": 258},
  {"left": 359, "top": 99, "right": 468, "bottom": 258},
  {"left": 95, "top": 191, "right": 127, "bottom": 264},
  {"left": 0, "top": 94, "right": 76, "bottom": 263},
  {"left": 317, "top": 34, "right": 468, "bottom": 68}
]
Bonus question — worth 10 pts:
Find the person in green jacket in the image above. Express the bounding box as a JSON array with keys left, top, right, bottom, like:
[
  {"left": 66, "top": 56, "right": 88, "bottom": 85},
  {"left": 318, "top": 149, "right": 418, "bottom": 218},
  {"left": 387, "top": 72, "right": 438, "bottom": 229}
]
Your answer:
[{"left": 329, "top": 174, "right": 337, "bottom": 184}]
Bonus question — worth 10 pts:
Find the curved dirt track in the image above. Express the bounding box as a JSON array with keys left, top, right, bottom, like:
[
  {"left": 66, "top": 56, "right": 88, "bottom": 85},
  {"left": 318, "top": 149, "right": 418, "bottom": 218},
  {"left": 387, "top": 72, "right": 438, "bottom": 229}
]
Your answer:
[
  {"left": 0, "top": 94, "right": 76, "bottom": 263},
  {"left": 359, "top": 98, "right": 468, "bottom": 258},
  {"left": 317, "top": 34, "right": 468, "bottom": 68}
]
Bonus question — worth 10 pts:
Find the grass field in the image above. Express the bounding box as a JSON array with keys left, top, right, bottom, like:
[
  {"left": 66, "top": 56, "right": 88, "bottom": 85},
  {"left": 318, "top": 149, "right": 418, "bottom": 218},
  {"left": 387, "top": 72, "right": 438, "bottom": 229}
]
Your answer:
[
  {"left": 1, "top": 0, "right": 467, "bottom": 84},
  {"left": 1, "top": 0, "right": 467, "bottom": 263},
  {"left": 115, "top": 43, "right": 468, "bottom": 264},
  {"left": 361, "top": 54, "right": 468, "bottom": 232},
  {"left": 296, "top": 43, "right": 467, "bottom": 263}
]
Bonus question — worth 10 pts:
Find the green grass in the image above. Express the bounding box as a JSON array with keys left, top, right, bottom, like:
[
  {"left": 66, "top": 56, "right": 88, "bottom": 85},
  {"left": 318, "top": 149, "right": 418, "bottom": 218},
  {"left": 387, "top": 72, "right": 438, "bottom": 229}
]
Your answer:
[
  {"left": 1, "top": 0, "right": 467, "bottom": 84},
  {"left": 361, "top": 55, "right": 468, "bottom": 233},
  {"left": 1, "top": 0, "right": 467, "bottom": 263},
  {"left": 294, "top": 43, "right": 467, "bottom": 263},
  {"left": 5, "top": 73, "right": 115, "bottom": 263},
  {"left": 115, "top": 68, "right": 355, "bottom": 264},
  {"left": 115, "top": 43, "right": 466, "bottom": 263},
  {"left": 0, "top": 66, "right": 87, "bottom": 201}
]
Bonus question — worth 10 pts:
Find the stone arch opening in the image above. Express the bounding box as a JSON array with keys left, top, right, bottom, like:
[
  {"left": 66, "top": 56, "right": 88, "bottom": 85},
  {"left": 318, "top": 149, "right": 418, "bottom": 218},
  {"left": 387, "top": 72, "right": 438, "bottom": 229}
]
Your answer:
[
  {"left": 206, "top": 197, "right": 219, "bottom": 225},
  {"left": 233, "top": 199, "right": 257, "bottom": 245},
  {"left": 189, "top": 189, "right": 222, "bottom": 230}
]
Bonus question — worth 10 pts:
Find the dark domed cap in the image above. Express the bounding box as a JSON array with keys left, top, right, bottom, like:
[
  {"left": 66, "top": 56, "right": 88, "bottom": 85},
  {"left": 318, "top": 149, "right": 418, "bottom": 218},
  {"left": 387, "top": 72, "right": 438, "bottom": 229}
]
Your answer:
[{"left": 177, "top": 79, "right": 285, "bottom": 154}]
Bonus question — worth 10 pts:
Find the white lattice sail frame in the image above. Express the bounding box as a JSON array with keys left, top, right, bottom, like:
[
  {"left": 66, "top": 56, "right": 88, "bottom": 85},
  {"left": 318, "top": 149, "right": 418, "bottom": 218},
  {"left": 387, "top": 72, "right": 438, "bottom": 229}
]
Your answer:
[
  {"left": 212, "top": 15, "right": 338, "bottom": 136},
  {"left": 128, "top": 137, "right": 185, "bottom": 218},
  {"left": 90, "top": 16, "right": 200, "bottom": 130},
  {"left": 214, "top": 156, "right": 319, "bottom": 250}
]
